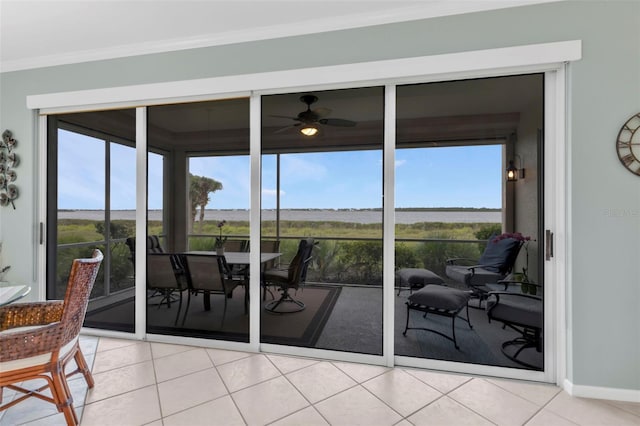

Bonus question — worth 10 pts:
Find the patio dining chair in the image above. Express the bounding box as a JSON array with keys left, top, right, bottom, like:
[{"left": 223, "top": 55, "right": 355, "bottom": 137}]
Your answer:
[
  {"left": 223, "top": 239, "right": 247, "bottom": 252},
  {"left": 263, "top": 238, "right": 314, "bottom": 313},
  {"left": 147, "top": 252, "right": 188, "bottom": 325},
  {"left": 260, "top": 239, "right": 280, "bottom": 301},
  {"left": 180, "top": 253, "right": 244, "bottom": 325},
  {"left": 126, "top": 236, "right": 184, "bottom": 306},
  {"left": 0, "top": 249, "right": 103, "bottom": 426}
]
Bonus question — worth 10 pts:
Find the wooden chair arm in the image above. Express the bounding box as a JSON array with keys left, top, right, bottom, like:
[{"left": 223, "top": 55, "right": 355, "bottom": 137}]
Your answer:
[
  {"left": 0, "top": 301, "right": 64, "bottom": 331},
  {"left": 0, "top": 321, "right": 65, "bottom": 362}
]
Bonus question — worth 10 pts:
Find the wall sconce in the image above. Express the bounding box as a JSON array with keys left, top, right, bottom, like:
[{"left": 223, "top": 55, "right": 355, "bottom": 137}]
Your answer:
[
  {"left": 300, "top": 125, "right": 319, "bottom": 136},
  {"left": 1, "top": 130, "right": 19, "bottom": 209},
  {"left": 506, "top": 154, "right": 525, "bottom": 182}
]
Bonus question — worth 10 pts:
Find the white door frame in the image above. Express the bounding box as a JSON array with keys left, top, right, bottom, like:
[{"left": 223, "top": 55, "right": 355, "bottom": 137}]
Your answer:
[{"left": 32, "top": 40, "right": 580, "bottom": 385}]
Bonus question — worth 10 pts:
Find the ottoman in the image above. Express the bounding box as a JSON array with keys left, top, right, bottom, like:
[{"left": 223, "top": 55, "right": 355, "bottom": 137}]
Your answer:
[
  {"left": 395, "top": 268, "right": 445, "bottom": 295},
  {"left": 402, "top": 284, "right": 473, "bottom": 349}
]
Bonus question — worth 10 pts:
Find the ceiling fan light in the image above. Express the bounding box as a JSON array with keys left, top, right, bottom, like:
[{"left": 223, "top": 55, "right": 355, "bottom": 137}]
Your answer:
[{"left": 300, "top": 126, "right": 318, "bottom": 136}]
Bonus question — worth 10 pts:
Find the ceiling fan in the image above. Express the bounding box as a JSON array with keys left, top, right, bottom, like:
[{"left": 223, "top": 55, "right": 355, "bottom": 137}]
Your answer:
[{"left": 271, "top": 94, "right": 357, "bottom": 136}]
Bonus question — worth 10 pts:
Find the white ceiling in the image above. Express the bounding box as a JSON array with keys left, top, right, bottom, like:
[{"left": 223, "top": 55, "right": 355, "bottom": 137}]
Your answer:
[{"left": 0, "top": 0, "right": 556, "bottom": 72}]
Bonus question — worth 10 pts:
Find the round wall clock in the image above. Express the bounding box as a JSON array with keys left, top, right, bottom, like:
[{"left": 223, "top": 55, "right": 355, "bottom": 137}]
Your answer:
[{"left": 616, "top": 113, "right": 640, "bottom": 176}]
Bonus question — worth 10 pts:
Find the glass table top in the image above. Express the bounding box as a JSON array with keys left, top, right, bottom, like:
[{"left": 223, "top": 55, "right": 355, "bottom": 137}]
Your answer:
[{"left": 0, "top": 282, "right": 31, "bottom": 306}]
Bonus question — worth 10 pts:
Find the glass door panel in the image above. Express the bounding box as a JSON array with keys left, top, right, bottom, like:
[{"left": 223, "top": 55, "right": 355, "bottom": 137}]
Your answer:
[
  {"left": 394, "top": 75, "right": 544, "bottom": 370},
  {"left": 147, "top": 98, "right": 250, "bottom": 341},
  {"left": 47, "top": 109, "right": 136, "bottom": 333},
  {"left": 261, "top": 87, "right": 385, "bottom": 354}
]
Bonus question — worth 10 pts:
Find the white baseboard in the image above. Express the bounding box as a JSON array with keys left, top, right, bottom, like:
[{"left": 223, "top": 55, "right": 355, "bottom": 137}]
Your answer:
[{"left": 564, "top": 379, "right": 640, "bottom": 403}]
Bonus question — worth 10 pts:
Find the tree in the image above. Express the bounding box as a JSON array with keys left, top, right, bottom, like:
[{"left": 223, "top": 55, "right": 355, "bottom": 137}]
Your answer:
[{"left": 189, "top": 173, "right": 223, "bottom": 231}]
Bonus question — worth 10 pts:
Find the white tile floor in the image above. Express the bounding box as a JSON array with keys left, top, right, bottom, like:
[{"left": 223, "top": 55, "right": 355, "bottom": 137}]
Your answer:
[{"left": 1, "top": 335, "right": 639, "bottom": 425}]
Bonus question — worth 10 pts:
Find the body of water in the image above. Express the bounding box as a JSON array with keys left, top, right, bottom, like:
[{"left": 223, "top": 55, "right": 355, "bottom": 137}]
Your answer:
[{"left": 59, "top": 209, "right": 501, "bottom": 224}]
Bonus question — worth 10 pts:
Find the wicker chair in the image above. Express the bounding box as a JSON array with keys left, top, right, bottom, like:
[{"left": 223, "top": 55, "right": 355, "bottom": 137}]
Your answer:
[{"left": 0, "top": 249, "right": 103, "bottom": 426}]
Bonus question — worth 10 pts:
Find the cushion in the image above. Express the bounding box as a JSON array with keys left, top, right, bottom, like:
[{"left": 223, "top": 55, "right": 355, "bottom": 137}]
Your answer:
[
  {"left": 408, "top": 285, "right": 471, "bottom": 311},
  {"left": 0, "top": 330, "right": 78, "bottom": 371},
  {"left": 396, "top": 268, "right": 444, "bottom": 288},
  {"left": 487, "top": 294, "right": 542, "bottom": 329},
  {"left": 478, "top": 237, "right": 521, "bottom": 273}
]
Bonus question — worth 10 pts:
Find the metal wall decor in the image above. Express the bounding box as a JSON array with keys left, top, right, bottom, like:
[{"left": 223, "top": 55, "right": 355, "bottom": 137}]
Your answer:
[
  {"left": 1, "top": 130, "right": 19, "bottom": 208},
  {"left": 616, "top": 113, "right": 640, "bottom": 176}
]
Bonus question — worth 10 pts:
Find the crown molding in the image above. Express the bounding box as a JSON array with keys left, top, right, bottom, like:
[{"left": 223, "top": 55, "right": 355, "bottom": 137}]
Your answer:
[{"left": 0, "top": 1, "right": 558, "bottom": 73}]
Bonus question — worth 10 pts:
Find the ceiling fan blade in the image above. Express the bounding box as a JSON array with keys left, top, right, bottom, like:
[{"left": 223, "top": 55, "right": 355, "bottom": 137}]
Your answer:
[
  {"left": 318, "top": 118, "right": 356, "bottom": 127},
  {"left": 273, "top": 123, "right": 301, "bottom": 134},
  {"left": 269, "top": 114, "right": 299, "bottom": 120},
  {"left": 312, "top": 107, "right": 332, "bottom": 118}
]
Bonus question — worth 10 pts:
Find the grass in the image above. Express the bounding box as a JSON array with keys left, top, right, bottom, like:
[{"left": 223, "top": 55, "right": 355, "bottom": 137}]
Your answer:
[
  {"left": 58, "top": 219, "right": 496, "bottom": 243},
  {"left": 55, "top": 218, "right": 501, "bottom": 290}
]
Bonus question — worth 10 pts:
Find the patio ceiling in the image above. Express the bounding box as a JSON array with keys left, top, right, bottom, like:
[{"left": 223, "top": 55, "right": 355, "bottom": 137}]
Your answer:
[{"left": 56, "top": 74, "right": 538, "bottom": 153}]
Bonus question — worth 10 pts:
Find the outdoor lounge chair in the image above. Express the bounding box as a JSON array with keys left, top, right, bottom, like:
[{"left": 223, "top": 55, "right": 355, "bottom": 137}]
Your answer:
[
  {"left": 0, "top": 249, "right": 103, "bottom": 426},
  {"left": 486, "top": 286, "right": 543, "bottom": 369},
  {"left": 445, "top": 235, "right": 523, "bottom": 306}
]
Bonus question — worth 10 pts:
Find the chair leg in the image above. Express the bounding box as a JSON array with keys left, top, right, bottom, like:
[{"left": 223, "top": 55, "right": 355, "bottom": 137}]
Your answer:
[
  {"left": 403, "top": 303, "right": 411, "bottom": 335},
  {"left": 51, "top": 366, "right": 78, "bottom": 426},
  {"left": 173, "top": 291, "right": 183, "bottom": 326},
  {"left": 221, "top": 295, "right": 228, "bottom": 327},
  {"left": 73, "top": 348, "right": 95, "bottom": 388},
  {"left": 450, "top": 316, "right": 459, "bottom": 350},
  {"left": 499, "top": 324, "right": 542, "bottom": 369},
  {"left": 464, "top": 303, "right": 473, "bottom": 329},
  {"left": 402, "top": 302, "right": 467, "bottom": 350},
  {"left": 264, "top": 286, "right": 305, "bottom": 313},
  {"left": 182, "top": 291, "right": 192, "bottom": 326}
]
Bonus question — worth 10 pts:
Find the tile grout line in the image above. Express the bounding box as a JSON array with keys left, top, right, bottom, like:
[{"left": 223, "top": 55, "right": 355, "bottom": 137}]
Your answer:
[
  {"left": 262, "top": 352, "right": 325, "bottom": 425},
  {"left": 448, "top": 378, "right": 545, "bottom": 426},
  {"left": 77, "top": 336, "right": 101, "bottom": 425},
  {"left": 205, "top": 345, "right": 250, "bottom": 426},
  {"left": 147, "top": 340, "right": 166, "bottom": 424}
]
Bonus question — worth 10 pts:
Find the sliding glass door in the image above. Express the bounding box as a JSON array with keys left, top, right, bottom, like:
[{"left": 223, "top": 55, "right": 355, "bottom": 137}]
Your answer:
[
  {"left": 146, "top": 99, "right": 250, "bottom": 341},
  {"left": 43, "top": 71, "right": 549, "bottom": 377},
  {"left": 394, "top": 75, "right": 545, "bottom": 371},
  {"left": 47, "top": 109, "right": 137, "bottom": 333},
  {"left": 260, "top": 87, "right": 385, "bottom": 354}
]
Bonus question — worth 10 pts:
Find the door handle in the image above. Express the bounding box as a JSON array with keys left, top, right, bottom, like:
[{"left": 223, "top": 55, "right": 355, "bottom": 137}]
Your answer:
[{"left": 545, "top": 229, "right": 554, "bottom": 260}]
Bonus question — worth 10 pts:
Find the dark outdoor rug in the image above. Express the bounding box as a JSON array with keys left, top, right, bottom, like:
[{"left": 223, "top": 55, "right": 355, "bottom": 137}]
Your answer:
[{"left": 84, "top": 285, "right": 342, "bottom": 348}]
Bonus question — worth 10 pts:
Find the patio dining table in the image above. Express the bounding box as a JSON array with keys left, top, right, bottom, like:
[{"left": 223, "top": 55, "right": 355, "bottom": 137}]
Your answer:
[{"left": 0, "top": 282, "right": 32, "bottom": 307}]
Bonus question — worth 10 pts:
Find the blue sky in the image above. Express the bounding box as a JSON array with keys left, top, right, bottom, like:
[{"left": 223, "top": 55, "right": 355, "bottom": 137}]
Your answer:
[{"left": 58, "top": 129, "right": 502, "bottom": 210}]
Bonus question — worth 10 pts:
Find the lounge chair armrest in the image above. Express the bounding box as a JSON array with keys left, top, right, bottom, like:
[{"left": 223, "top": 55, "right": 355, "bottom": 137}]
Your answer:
[
  {"left": 0, "top": 301, "right": 64, "bottom": 331},
  {"left": 486, "top": 291, "right": 542, "bottom": 319},
  {"left": 445, "top": 257, "right": 478, "bottom": 265},
  {"left": 497, "top": 279, "right": 542, "bottom": 287},
  {"left": 463, "top": 264, "right": 490, "bottom": 275},
  {"left": 487, "top": 291, "right": 542, "bottom": 301}
]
